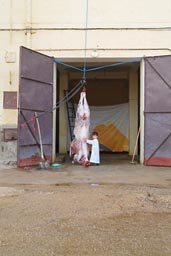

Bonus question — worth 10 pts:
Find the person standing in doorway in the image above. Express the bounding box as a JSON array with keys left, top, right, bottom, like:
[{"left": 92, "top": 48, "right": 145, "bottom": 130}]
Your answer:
[{"left": 87, "top": 132, "right": 100, "bottom": 166}]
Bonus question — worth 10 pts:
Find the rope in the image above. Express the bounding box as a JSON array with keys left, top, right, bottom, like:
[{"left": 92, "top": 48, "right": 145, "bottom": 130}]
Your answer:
[
  {"left": 41, "top": 80, "right": 83, "bottom": 115},
  {"left": 54, "top": 59, "right": 83, "bottom": 72},
  {"left": 83, "top": 0, "right": 89, "bottom": 81},
  {"left": 86, "top": 58, "right": 143, "bottom": 72},
  {"left": 20, "top": 80, "right": 84, "bottom": 127},
  {"left": 54, "top": 57, "right": 143, "bottom": 74}
]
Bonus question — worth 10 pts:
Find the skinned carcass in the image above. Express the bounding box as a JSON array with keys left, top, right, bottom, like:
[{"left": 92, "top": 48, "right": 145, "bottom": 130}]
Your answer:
[{"left": 70, "top": 89, "right": 90, "bottom": 166}]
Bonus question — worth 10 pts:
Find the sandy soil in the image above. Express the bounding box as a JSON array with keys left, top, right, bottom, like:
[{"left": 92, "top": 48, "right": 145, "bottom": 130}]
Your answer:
[{"left": 0, "top": 182, "right": 171, "bottom": 256}]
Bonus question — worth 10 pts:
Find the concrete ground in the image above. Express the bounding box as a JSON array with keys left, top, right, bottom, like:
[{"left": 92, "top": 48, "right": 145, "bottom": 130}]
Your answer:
[
  {"left": 0, "top": 156, "right": 171, "bottom": 256},
  {"left": 0, "top": 159, "right": 171, "bottom": 187}
]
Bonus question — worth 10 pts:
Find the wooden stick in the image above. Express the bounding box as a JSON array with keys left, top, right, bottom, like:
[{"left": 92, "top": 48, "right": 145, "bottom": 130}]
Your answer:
[
  {"left": 35, "top": 112, "right": 45, "bottom": 161},
  {"left": 131, "top": 126, "right": 141, "bottom": 164}
]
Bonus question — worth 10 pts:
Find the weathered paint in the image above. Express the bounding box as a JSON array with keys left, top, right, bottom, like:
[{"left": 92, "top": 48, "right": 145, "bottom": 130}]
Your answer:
[
  {"left": 144, "top": 157, "right": 171, "bottom": 166},
  {"left": 18, "top": 156, "right": 52, "bottom": 168}
]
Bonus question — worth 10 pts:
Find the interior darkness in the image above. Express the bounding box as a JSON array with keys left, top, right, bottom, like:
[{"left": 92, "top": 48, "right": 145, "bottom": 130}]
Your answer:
[{"left": 69, "top": 79, "right": 129, "bottom": 106}]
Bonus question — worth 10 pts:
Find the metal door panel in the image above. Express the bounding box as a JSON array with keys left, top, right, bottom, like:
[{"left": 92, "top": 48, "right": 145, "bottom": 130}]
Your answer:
[
  {"left": 18, "top": 46, "right": 53, "bottom": 167},
  {"left": 21, "top": 47, "right": 53, "bottom": 84},
  {"left": 145, "top": 56, "right": 171, "bottom": 112},
  {"left": 20, "top": 79, "right": 53, "bottom": 111},
  {"left": 19, "top": 110, "right": 52, "bottom": 146},
  {"left": 144, "top": 55, "right": 171, "bottom": 166}
]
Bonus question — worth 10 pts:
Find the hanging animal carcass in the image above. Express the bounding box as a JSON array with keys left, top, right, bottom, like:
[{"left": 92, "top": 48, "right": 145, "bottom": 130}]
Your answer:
[{"left": 70, "top": 89, "right": 90, "bottom": 166}]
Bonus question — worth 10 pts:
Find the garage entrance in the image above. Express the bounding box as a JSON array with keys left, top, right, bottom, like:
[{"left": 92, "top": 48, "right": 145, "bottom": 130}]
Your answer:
[
  {"left": 17, "top": 46, "right": 171, "bottom": 167},
  {"left": 64, "top": 61, "right": 139, "bottom": 157}
]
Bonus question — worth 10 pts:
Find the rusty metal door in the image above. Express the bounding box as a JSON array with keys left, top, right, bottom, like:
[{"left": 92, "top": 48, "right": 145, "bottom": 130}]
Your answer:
[
  {"left": 18, "top": 46, "right": 54, "bottom": 167},
  {"left": 144, "top": 55, "right": 171, "bottom": 166}
]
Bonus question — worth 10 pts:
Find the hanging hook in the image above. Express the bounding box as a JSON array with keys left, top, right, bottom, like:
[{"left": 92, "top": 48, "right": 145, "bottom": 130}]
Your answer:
[
  {"left": 81, "top": 78, "right": 87, "bottom": 88},
  {"left": 82, "top": 86, "right": 86, "bottom": 92}
]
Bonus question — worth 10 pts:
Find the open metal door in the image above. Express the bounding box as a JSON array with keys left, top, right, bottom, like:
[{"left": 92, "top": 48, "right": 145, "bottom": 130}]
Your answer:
[
  {"left": 18, "top": 46, "right": 54, "bottom": 167},
  {"left": 144, "top": 55, "right": 171, "bottom": 166}
]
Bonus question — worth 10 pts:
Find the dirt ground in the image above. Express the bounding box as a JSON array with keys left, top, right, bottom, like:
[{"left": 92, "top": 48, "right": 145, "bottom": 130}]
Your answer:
[{"left": 0, "top": 159, "right": 171, "bottom": 256}]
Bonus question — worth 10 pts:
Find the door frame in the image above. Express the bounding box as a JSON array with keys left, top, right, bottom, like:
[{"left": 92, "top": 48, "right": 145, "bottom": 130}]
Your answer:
[
  {"left": 52, "top": 62, "right": 57, "bottom": 162},
  {"left": 140, "top": 59, "right": 145, "bottom": 164}
]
